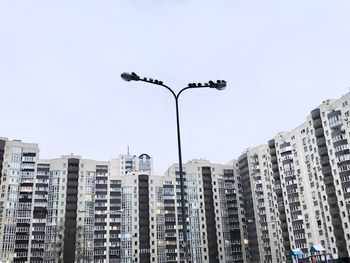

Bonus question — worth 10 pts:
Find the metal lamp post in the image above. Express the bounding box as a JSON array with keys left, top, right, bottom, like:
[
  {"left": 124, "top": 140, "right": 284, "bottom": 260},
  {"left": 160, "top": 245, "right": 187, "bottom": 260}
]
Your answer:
[{"left": 121, "top": 72, "right": 226, "bottom": 262}]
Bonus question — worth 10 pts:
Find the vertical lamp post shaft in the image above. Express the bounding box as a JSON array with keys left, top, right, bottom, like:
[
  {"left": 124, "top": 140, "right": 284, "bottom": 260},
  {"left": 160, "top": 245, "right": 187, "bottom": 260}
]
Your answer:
[
  {"left": 121, "top": 72, "right": 226, "bottom": 263},
  {"left": 174, "top": 96, "right": 189, "bottom": 261}
]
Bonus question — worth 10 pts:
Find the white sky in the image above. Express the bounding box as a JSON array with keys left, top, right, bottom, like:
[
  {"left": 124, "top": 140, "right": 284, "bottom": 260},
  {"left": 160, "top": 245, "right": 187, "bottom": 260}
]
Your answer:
[{"left": 1, "top": 0, "right": 350, "bottom": 175}]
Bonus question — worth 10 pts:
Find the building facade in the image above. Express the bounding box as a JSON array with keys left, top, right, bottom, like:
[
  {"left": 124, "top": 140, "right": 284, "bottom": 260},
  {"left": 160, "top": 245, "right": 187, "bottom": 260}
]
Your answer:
[
  {"left": 0, "top": 141, "right": 246, "bottom": 263},
  {"left": 164, "top": 160, "right": 247, "bottom": 263},
  {"left": 237, "top": 91, "right": 350, "bottom": 262},
  {"left": 0, "top": 139, "right": 39, "bottom": 263},
  {"left": 1, "top": 91, "right": 350, "bottom": 262},
  {"left": 238, "top": 145, "right": 284, "bottom": 263}
]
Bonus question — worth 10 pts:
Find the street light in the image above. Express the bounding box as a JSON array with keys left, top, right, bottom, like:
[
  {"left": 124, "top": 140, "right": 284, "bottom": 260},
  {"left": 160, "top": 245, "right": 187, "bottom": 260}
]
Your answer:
[{"left": 121, "top": 72, "right": 226, "bottom": 262}]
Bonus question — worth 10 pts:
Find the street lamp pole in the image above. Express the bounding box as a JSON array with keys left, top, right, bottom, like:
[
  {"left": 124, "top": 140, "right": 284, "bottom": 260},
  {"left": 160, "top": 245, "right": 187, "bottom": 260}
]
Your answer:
[{"left": 121, "top": 72, "right": 226, "bottom": 262}]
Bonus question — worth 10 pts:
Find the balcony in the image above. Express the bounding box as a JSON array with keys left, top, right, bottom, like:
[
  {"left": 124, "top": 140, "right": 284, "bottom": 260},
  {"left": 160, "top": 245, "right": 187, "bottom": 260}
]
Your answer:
[
  {"left": 295, "top": 235, "right": 306, "bottom": 240},
  {"left": 315, "top": 127, "right": 325, "bottom": 138},
  {"left": 318, "top": 146, "right": 328, "bottom": 157},
  {"left": 21, "top": 163, "right": 35, "bottom": 169},
  {"left": 257, "top": 194, "right": 265, "bottom": 199},
  {"left": 270, "top": 148, "right": 276, "bottom": 156},
  {"left": 257, "top": 203, "right": 265, "bottom": 208},
  {"left": 274, "top": 184, "right": 281, "bottom": 190},
  {"left": 272, "top": 164, "right": 279, "bottom": 172},
  {"left": 329, "top": 119, "right": 343, "bottom": 130},
  {"left": 285, "top": 170, "right": 295, "bottom": 177},
  {"left": 253, "top": 173, "right": 261, "bottom": 178},
  {"left": 281, "top": 155, "right": 293, "bottom": 161},
  {"left": 287, "top": 189, "right": 298, "bottom": 195},
  {"left": 286, "top": 180, "right": 297, "bottom": 186},
  {"left": 164, "top": 195, "right": 175, "bottom": 200},
  {"left": 291, "top": 215, "right": 303, "bottom": 221},
  {"left": 289, "top": 197, "right": 300, "bottom": 204},
  {"left": 280, "top": 146, "right": 292, "bottom": 154},
  {"left": 321, "top": 156, "right": 330, "bottom": 166},
  {"left": 313, "top": 118, "right": 322, "bottom": 128},
  {"left": 311, "top": 109, "right": 321, "bottom": 119},
  {"left": 338, "top": 154, "right": 350, "bottom": 163}
]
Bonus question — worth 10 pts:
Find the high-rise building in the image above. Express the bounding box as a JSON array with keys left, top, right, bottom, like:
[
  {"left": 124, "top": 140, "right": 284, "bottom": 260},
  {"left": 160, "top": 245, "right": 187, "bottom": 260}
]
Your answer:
[
  {"left": 309, "top": 96, "right": 350, "bottom": 260},
  {"left": 1, "top": 90, "right": 350, "bottom": 262},
  {"left": 164, "top": 159, "right": 247, "bottom": 263},
  {"left": 0, "top": 138, "right": 38, "bottom": 263},
  {"left": 0, "top": 141, "right": 245, "bottom": 263},
  {"left": 0, "top": 144, "right": 157, "bottom": 263},
  {"left": 238, "top": 145, "right": 283, "bottom": 263},
  {"left": 236, "top": 91, "right": 350, "bottom": 262}
]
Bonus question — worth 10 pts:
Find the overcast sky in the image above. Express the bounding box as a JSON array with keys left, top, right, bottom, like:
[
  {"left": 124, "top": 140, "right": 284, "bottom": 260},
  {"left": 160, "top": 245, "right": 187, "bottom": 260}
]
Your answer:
[{"left": 1, "top": 0, "right": 350, "bottom": 174}]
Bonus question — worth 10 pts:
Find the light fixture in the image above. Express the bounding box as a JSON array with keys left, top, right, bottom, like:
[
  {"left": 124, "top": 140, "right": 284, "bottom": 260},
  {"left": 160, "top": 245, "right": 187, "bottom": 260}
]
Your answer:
[{"left": 121, "top": 72, "right": 140, "bottom": 82}]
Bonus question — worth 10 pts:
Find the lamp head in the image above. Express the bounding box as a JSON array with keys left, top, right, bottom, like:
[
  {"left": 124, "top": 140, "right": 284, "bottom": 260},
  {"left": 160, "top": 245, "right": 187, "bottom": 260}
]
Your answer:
[
  {"left": 209, "top": 80, "right": 227, "bottom": 90},
  {"left": 121, "top": 72, "right": 140, "bottom": 82}
]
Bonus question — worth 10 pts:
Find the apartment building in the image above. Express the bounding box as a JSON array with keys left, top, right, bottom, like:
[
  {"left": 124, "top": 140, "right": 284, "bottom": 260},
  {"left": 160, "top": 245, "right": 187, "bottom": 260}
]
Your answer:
[
  {"left": 164, "top": 159, "right": 247, "bottom": 263},
  {"left": 0, "top": 140, "right": 245, "bottom": 263},
  {"left": 2, "top": 90, "right": 350, "bottom": 262},
  {"left": 268, "top": 138, "right": 291, "bottom": 261},
  {"left": 238, "top": 145, "right": 283, "bottom": 263},
  {"left": 310, "top": 96, "right": 350, "bottom": 260},
  {"left": 237, "top": 91, "right": 350, "bottom": 262},
  {"left": 271, "top": 93, "right": 350, "bottom": 261},
  {"left": 273, "top": 125, "right": 329, "bottom": 252},
  {"left": 39, "top": 153, "right": 154, "bottom": 263},
  {"left": 0, "top": 144, "right": 153, "bottom": 263},
  {"left": 0, "top": 138, "right": 39, "bottom": 263}
]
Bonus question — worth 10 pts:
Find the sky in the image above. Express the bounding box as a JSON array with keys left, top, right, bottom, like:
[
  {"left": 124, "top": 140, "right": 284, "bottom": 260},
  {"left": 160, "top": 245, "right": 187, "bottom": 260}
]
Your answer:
[{"left": 1, "top": 0, "right": 350, "bottom": 175}]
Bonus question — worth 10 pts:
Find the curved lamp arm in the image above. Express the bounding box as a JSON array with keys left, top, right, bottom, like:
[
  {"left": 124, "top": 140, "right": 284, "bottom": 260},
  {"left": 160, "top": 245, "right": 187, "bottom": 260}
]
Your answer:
[{"left": 121, "top": 72, "right": 227, "bottom": 100}]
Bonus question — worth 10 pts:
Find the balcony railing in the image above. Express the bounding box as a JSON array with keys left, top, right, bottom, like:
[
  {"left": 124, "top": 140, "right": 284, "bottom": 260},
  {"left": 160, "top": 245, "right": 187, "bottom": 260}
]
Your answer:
[{"left": 329, "top": 119, "right": 343, "bottom": 129}]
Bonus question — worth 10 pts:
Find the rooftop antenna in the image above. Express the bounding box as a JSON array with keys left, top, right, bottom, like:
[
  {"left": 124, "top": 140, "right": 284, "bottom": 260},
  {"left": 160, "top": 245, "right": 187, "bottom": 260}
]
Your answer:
[{"left": 127, "top": 145, "right": 130, "bottom": 156}]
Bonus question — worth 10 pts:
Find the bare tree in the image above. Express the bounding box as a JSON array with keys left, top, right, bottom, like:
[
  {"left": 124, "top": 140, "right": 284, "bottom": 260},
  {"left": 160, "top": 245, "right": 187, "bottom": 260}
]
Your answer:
[{"left": 45, "top": 223, "right": 85, "bottom": 263}]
